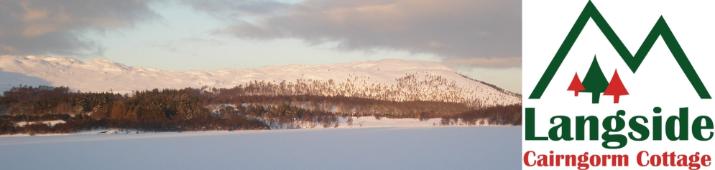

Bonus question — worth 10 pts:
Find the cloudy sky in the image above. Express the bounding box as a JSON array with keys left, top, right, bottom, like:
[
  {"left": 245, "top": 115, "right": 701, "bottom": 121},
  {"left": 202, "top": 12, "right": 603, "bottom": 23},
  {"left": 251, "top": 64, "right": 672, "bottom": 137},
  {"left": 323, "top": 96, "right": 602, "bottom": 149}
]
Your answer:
[{"left": 0, "top": 0, "right": 521, "bottom": 91}]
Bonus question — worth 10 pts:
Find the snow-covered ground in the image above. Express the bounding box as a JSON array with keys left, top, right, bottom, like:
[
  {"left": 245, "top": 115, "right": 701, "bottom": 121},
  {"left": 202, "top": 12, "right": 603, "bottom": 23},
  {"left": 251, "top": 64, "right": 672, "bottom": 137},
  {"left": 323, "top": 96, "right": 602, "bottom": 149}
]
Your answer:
[
  {"left": 266, "top": 116, "right": 494, "bottom": 129},
  {"left": 14, "top": 120, "right": 66, "bottom": 127},
  {"left": 0, "top": 127, "right": 520, "bottom": 170}
]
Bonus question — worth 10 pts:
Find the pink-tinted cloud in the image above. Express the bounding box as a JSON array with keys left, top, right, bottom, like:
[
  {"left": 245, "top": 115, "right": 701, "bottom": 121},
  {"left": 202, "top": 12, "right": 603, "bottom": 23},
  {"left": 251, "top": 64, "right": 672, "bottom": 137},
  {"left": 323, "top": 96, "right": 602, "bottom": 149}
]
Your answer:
[
  {"left": 0, "top": 0, "right": 157, "bottom": 55},
  {"left": 218, "top": 0, "right": 520, "bottom": 67}
]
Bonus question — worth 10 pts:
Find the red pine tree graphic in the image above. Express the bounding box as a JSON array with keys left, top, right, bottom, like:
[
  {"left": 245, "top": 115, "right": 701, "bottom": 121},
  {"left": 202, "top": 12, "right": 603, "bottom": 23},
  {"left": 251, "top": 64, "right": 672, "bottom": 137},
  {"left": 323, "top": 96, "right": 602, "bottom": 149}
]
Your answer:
[
  {"left": 567, "top": 73, "right": 584, "bottom": 96},
  {"left": 604, "top": 70, "right": 628, "bottom": 103}
]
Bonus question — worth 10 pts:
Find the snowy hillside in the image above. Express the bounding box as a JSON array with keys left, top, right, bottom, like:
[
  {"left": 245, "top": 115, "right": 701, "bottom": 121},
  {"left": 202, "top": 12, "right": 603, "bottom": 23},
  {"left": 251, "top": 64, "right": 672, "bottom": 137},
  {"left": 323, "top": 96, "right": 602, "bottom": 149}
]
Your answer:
[{"left": 0, "top": 56, "right": 519, "bottom": 107}]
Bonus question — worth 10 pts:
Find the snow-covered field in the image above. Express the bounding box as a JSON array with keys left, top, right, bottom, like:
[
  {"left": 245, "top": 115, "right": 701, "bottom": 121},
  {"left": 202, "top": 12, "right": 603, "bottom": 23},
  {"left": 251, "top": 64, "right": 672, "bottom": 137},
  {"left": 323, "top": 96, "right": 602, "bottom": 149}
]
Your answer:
[{"left": 0, "top": 127, "right": 520, "bottom": 170}]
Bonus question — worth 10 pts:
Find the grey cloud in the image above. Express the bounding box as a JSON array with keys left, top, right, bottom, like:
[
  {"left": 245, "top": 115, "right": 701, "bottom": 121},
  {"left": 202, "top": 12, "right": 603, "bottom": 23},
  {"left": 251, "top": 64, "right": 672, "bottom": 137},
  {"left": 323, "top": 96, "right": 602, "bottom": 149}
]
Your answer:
[
  {"left": 0, "top": 0, "right": 157, "bottom": 56},
  {"left": 183, "top": 0, "right": 289, "bottom": 18},
  {"left": 221, "top": 0, "right": 521, "bottom": 67}
]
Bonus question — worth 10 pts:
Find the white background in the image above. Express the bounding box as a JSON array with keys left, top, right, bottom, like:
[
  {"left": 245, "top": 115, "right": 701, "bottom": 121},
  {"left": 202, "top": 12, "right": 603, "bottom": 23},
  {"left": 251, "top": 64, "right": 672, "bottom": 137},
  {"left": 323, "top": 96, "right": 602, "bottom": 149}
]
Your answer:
[{"left": 523, "top": 0, "right": 715, "bottom": 169}]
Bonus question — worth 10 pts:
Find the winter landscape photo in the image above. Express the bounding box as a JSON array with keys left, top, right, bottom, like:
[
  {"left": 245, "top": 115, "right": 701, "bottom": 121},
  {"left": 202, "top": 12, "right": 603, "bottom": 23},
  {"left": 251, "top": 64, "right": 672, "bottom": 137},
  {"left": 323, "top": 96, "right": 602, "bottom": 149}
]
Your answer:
[{"left": 0, "top": 0, "right": 521, "bottom": 170}]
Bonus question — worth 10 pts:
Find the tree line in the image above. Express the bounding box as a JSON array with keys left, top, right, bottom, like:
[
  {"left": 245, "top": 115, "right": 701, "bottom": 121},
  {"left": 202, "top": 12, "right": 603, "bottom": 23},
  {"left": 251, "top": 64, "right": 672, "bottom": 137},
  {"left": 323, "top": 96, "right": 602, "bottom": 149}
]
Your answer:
[{"left": 0, "top": 86, "right": 521, "bottom": 135}]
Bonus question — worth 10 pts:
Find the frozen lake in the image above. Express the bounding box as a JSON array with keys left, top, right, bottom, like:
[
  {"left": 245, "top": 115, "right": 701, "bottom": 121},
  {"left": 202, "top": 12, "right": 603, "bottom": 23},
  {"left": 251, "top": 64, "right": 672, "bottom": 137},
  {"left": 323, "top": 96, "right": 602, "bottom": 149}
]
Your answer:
[{"left": 0, "top": 127, "right": 520, "bottom": 170}]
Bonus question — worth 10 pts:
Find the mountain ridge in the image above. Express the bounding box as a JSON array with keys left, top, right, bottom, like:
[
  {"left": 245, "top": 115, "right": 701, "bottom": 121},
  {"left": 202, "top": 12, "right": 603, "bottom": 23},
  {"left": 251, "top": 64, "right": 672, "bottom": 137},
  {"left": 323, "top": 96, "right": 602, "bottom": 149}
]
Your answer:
[{"left": 0, "top": 55, "right": 520, "bottom": 107}]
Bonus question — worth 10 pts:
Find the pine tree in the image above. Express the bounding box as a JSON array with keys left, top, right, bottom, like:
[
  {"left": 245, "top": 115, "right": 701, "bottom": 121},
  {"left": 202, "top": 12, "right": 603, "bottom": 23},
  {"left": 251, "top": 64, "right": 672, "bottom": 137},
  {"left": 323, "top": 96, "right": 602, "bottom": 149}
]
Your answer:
[
  {"left": 567, "top": 73, "right": 584, "bottom": 96},
  {"left": 604, "top": 70, "right": 628, "bottom": 103},
  {"left": 582, "top": 57, "right": 609, "bottom": 103}
]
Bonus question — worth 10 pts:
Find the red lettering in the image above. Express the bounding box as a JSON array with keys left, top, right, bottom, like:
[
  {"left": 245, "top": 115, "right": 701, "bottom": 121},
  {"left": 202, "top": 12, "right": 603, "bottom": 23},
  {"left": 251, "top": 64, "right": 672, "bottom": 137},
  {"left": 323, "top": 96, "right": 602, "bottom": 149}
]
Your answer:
[
  {"left": 637, "top": 151, "right": 649, "bottom": 166},
  {"left": 524, "top": 151, "right": 536, "bottom": 166}
]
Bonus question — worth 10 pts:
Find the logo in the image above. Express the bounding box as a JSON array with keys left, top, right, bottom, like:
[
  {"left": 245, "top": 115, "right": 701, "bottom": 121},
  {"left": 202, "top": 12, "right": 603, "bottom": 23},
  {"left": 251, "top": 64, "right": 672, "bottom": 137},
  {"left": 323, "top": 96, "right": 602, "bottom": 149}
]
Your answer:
[
  {"left": 528, "top": 1, "right": 710, "bottom": 104},
  {"left": 523, "top": 1, "right": 715, "bottom": 169}
]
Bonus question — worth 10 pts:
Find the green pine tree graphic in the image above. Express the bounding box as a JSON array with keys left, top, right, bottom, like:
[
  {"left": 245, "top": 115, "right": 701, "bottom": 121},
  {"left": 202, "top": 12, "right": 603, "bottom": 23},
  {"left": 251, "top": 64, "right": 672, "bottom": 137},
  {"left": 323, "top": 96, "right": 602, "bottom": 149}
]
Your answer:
[{"left": 582, "top": 56, "right": 609, "bottom": 103}]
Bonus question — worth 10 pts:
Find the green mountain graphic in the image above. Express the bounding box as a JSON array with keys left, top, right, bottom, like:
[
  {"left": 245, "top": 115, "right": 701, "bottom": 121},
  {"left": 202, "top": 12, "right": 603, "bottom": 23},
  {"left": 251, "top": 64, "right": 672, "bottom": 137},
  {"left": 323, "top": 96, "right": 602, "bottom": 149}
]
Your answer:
[{"left": 528, "top": 1, "right": 710, "bottom": 100}]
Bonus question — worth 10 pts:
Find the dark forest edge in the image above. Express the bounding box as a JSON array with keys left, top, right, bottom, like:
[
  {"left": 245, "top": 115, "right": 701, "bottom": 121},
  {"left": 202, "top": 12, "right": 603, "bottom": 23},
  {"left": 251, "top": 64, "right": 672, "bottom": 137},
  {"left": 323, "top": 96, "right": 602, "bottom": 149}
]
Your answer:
[{"left": 0, "top": 86, "right": 521, "bottom": 135}]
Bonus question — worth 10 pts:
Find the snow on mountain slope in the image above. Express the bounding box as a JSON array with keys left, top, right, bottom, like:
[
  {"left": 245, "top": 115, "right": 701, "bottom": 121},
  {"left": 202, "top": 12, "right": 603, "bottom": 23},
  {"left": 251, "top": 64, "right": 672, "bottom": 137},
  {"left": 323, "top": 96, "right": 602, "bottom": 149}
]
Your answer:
[{"left": 0, "top": 56, "right": 520, "bottom": 106}]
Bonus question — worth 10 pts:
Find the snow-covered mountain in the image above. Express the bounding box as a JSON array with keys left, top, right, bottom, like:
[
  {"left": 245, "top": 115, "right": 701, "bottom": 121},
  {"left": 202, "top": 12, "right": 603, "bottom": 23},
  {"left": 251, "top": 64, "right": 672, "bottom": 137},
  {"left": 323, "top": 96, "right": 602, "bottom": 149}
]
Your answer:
[{"left": 0, "top": 56, "right": 520, "bottom": 107}]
